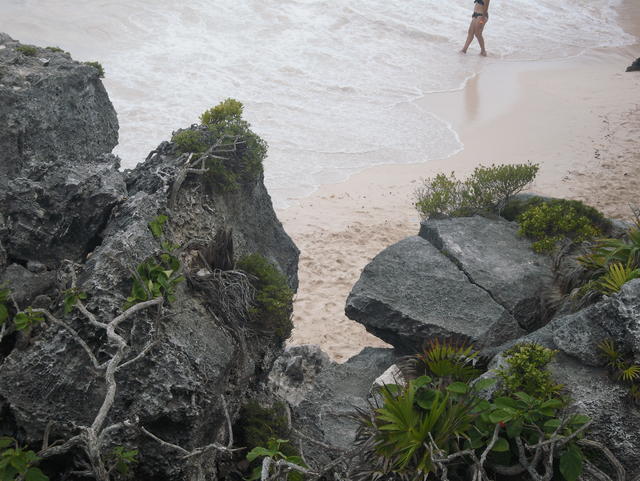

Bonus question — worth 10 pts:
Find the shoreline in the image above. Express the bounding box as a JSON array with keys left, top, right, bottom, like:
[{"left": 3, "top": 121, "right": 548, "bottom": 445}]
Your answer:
[{"left": 279, "top": 2, "right": 640, "bottom": 362}]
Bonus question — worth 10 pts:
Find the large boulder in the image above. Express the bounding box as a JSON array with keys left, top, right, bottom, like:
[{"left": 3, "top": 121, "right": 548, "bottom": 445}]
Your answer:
[
  {"left": 0, "top": 33, "right": 125, "bottom": 266},
  {"left": 345, "top": 236, "right": 523, "bottom": 354},
  {"left": 419, "top": 216, "right": 554, "bottom": 330}
]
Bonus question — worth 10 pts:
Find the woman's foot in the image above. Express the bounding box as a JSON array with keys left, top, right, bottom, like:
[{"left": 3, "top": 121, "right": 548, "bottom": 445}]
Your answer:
[
  {"left": 480, "top": 50, "right": 487, "bottom": 56},
  {"left": 460, "top": 49, "right": 467, "bottom": 54}
]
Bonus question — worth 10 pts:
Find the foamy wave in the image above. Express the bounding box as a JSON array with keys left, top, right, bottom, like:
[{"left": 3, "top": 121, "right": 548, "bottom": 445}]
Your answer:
[{"left": 1, "top": 0, "right": 634, "bottom": 207}]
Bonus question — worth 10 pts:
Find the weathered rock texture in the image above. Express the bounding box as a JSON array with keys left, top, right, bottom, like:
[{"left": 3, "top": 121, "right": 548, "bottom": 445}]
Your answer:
[
  {"left": 0, "top": 34, "right": 298, "bottom": 481},
  {"left": 0, "top": 33, "right": 125, "bottom": 265},
  {"left": 269, "top": 345, "right": 396, "bottom": 463},
  {"left": 419, "top": 216, "right": 554, "bottom": 330},
  {"left": 346, "top": 234, "right": 524, "bottom": 354}
]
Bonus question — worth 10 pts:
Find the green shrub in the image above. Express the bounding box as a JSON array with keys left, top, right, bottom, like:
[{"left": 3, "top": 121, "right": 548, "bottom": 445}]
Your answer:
[
  {"left": 414, "top": 163, "right": 538, "bottom": 219},
  {"left": 236, "top": 402, "right": 303, "bottom": 481},
  {"left": 171, "top": 129, "right": 208, "bottom": 154},
  {"left": 237, "top": 254, "right": 293, "bottom": 340},
  {"left": 200, "top": 98, "right": 243, "bottom": 125},
  {"left": 172, "top": 99, "right": 267, "bottom": 192},
  {"left": 498, "top": 343, "right": 561, "bottom": 400},
  {"left": 518, "top": 200, "right": 603, "bottom": 253},
  {"left": 408, "top": 337, "right": 482, "bottom": 386},
  {"left": 45, "top": 46, "right": 67, "bottom": 54},
  {"left": 16, "top": 45, "right": 37, "bottom": 57},
  {"left": 83, "top": 61, "right": 105, "bottom": 78},
  {"left": 235, "top": 401, "right": 291, "bottom": 455}
]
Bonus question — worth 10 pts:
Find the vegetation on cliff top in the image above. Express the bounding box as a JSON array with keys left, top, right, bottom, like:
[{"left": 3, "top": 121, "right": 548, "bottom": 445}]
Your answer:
[{"left": 171, "top": 98, "right": 267, "bottom": 192}]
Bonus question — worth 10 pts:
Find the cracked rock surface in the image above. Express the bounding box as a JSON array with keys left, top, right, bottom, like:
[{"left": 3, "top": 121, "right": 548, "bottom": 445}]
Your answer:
[
  {"left": 419, "top": 216, "right": 553, "bottom": 330},
  {"left": 345, "top": 235, "right": 523, "bottom": 353}
]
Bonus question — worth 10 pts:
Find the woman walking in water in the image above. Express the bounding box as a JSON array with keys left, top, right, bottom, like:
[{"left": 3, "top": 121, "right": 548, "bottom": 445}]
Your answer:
[{"left": 461, "top": 0, "right": 490, "bottom": 56}]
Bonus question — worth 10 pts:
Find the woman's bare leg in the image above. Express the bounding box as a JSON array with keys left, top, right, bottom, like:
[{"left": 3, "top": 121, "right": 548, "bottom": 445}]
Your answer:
[
  {"left": 475, "top": 21, "right": 487, "bottom": 56},
  {"left": 461, "top": 19, "right": 476, "bottom": 53}
]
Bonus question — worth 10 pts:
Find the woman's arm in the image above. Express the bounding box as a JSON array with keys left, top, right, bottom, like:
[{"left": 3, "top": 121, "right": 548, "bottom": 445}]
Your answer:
[{"left": 484, "top": 0, "right": 490, "bottom": 15}]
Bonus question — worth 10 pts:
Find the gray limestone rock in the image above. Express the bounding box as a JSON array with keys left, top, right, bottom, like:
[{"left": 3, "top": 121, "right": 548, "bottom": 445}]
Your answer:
[
  {"left": 0, "top": 34, "right": 299, "bottom": 481},
  {"left": 552, "top": 279, "right": 640, "bottom": 366},
  {"left": 419, "top": 216, "right": 554, "bottom": 330},
  {"left": 345, "top": 236, "right": 522, "bottom": 354},
  {"left": 271, "top": 346, "right": 396, "bottom": 461},
  {"left": 0, "top": 34, "right": 126, "bottom": 265}
]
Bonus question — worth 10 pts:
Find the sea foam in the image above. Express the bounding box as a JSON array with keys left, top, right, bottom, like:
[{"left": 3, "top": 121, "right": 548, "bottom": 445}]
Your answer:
[{"left": 1, "top": 0, "right": 634, "bottom": 206}]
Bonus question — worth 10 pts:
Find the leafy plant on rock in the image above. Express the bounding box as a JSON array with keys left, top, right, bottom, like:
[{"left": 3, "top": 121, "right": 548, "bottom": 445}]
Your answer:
[
  {"left": 414, "top": 163, "right": 538, "bottom": 219},
  {"left": 83, "top": 61, "right": 105, "bottom": 78},
  {"left": 237, "top": 254, "right": 293, "bottom": 341},
  {"left": 353, "top": 338, "right": 612, "bottom": 481},
  {"left": 497, "top": 343, "right": 562, "bottom": 400},
  {"left": 170, "top": 99, "right": 267, "bottom": 194},
  {"left": 0, "top": 437, "right": 48, "bottom": 481},
  {"left": 15, "top": 45, "right": 37, "bottom": 57},
  {"left": 245, "top": 438, "right": 307, "bottom": 481},
  {"left": 598, "top": 339, "right": 640, "bottom": 405},
  {"left": 517, "top": 200, "right": 602, "bottom": 253}
]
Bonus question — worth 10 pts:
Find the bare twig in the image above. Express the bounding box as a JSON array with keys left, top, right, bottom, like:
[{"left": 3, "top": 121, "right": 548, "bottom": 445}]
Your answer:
[{"left": 578, "top": 439, "right": 626, "bottom": 481}]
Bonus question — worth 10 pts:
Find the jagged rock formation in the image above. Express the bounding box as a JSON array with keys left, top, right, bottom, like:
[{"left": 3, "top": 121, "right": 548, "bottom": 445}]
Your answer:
[
  {"left": 0, "top": 33, "right": 124, "bottom": 266},
  {"left": 0, "top": 34, "right": 298, "bottom": 481}
]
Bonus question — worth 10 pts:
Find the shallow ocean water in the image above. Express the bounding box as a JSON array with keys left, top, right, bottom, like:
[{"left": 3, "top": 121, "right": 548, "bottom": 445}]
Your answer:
[{"left": 0, "top": 0, "right": 634, "bottom": 206}]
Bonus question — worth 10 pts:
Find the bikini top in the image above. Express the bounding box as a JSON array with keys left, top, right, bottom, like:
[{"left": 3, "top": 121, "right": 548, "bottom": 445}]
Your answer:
[{"left": 474, "top": 0, "right": 484, "bottom": 4}]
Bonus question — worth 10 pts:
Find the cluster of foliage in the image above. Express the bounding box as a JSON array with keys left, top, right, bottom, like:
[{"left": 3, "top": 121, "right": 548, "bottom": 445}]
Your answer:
[
  {"left": 83, "top": 61, "right": 105, "bottom": 78},
  {"left": 171, "top": 98, "right": 267, "bottom": 192},
  {"left": 0, "top": 437, "right": 48, "bottom": 481},
  {"left": 124, "top": 215, "right": 184, "bottom": 309},
  {"left": 598, "top": 339, "right": 640, "bottom": 404},
  {"left": 45, "top": 46, "right": 68, "bottom": 54},
  {"left": 246, "top": 438, "right": 307, "bottom": 481},
  {"left": 576, "top": 224, "right": 640, "bottom": 299},
  {"left": 355, "top": 339, "right": 590, "bottom": 481},
  {"left": 235, "top": 402, "right": 304, "bottom": 481},
  {"left": 0, "top": 287, "right": 44, "bottom": 333},
  {"left": 237, "top": 254, "right": 293, "bottom": 341},
  {"left": 15, "top": 45, "right": 38, "bottom": 57},
  {"left": 514, "top": 198, "right": 606, "bottom": 253},
  {"left": 414, "top": 163, "right": 539, "bottom": 219},
  {"left": 107, "top": 446, "right": 138, "bottom": 477},
  {"left": 497, "top": 343, "right": 562, "bottom": 399}
]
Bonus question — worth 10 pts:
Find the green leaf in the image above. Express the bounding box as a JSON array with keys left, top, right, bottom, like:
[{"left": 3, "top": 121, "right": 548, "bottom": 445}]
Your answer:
[
  {"left": 246, "top": 446, "right": 274, "bottom": 462},
  {"left": 559, "top": 445, "right": 583, "bottom": 481},
  {"left": 506, "top": 420, "right": 524, "bottom": 439},
  {"left": 491, "top": 438, "right": 510, "bottom": 452},
  {"left": 446, "top": 382, "right": 469, "bottom": 394},
  {"left": 544, "top": 418, "right": 562, "bottom": 432},
  {"left": 413, "top": 375, "right": 432, "bottom": 388},
  {"left": 493, "top": 397, "right": 519, "bottom": 410},
  {"left": 473, "top": 377, "right": 497, "bottom": 391},
  {"left": 0, "top": 438, "right": 13, "bottom": 449},
  {"left": 0, "top": 304, "right": 8, "bottom": 324},
  {"left": 489, "top": 409, "right": 514, "bottom": 424},
  {"left": 569, "top": 414, "right": 590, "bottom": 426},
  {"left": 13, "top": 313, "right": 29, "bottom": 331},
  {"left": 25, "top": 467, "right": 49, "bottom": 481}
]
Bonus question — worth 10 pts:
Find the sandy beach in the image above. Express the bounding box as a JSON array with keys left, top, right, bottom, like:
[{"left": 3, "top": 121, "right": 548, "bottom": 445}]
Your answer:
[{"left": 279, "top": 1, "right": 640, "bottom": 362}]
